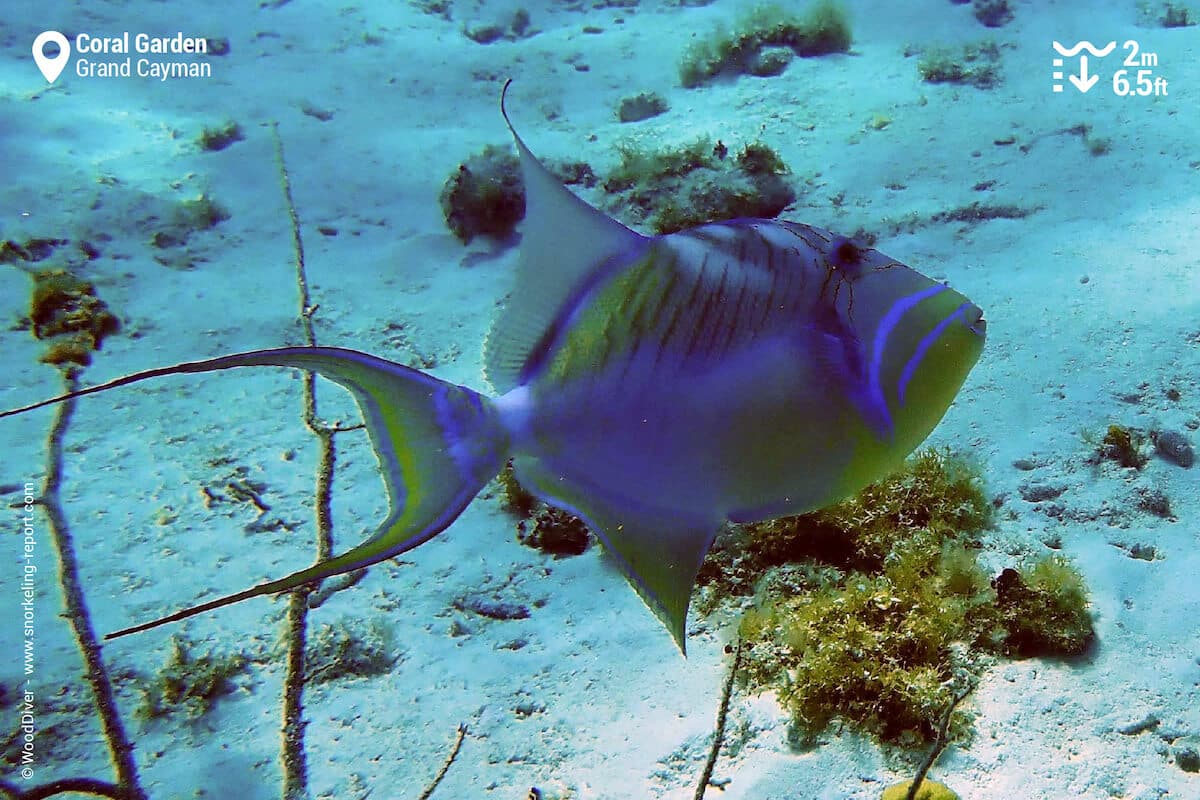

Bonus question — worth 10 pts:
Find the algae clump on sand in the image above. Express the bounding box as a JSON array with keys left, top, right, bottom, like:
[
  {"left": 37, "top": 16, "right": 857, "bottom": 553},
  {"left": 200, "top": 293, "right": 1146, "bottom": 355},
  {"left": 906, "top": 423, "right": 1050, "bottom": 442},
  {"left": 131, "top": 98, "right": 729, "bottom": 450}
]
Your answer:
[
  {"left": 28, "top": 270, "right": 120, "bottom": 367},
  {"left": 135, "top": 635, "right": 248, "bottom": 721},
  {"left": 703, "top": 449, "right": 1094, "bottom": 746},
  {"left": 602, "top": 138, "right": 794, "bottom": 234},
  {"left": 679, "top": 1, "right": 852, "bottom": 88}
]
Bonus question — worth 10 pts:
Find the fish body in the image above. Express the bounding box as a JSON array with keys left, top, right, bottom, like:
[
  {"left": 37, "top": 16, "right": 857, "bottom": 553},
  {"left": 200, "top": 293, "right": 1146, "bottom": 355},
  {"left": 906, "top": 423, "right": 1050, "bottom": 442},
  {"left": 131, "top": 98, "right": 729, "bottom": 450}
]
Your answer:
[
  {"left": 503, "top": 220, "right": 982, "bottom": 520},
  {"left": 491, "top": 211, "right": 984, "bottom": 646},
  {"left": 0, "top": 85, "right": 985, "bottom": 652}
]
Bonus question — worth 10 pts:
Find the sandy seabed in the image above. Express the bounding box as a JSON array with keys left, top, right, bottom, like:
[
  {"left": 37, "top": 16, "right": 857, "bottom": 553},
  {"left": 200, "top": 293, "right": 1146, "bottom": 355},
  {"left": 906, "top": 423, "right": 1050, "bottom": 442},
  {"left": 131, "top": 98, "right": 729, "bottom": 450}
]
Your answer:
[{"left": 1, "top": 1, "right": 1198, "bottom": 798}]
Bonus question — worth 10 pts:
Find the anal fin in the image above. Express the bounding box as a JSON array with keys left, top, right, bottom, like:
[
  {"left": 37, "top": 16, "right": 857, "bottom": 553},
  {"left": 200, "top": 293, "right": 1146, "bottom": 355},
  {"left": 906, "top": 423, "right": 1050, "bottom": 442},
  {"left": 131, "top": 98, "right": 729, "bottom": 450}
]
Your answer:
[{"left": 515, "top": 458, "right": 718, "bottom": 655}]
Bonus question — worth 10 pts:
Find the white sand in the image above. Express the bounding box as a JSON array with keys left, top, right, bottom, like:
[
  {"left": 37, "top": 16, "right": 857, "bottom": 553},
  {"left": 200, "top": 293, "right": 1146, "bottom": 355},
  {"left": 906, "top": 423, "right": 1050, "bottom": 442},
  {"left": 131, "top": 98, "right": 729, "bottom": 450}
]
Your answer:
[{"left": 1, "top": 0, "right": 1197, "bottom": 798}]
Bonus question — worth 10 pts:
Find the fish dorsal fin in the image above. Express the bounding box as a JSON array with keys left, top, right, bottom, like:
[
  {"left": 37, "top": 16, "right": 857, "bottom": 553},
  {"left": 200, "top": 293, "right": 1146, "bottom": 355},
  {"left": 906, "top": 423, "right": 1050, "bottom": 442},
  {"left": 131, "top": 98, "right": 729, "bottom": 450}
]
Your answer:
[
  {"left": 483, "top": 80, "right": 646, "bottom": 393},
  {"left": 514, "top": 456, "right": 718, "bottom": 655}
]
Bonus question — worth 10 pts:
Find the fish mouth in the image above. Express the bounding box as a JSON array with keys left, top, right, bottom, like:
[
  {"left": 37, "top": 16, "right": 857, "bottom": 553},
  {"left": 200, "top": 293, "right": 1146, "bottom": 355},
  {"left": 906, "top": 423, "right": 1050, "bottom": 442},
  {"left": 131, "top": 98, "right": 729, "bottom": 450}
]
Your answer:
[{"left": 965, "top": 304, "right": 986, "bottom": 338}]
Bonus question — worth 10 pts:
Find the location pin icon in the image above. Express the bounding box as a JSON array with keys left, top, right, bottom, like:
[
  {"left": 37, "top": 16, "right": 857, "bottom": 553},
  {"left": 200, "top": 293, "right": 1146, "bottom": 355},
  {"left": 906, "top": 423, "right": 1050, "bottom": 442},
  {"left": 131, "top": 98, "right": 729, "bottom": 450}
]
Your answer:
[{"left": 33, "top": 31, "right": 70, "bottom": 83}]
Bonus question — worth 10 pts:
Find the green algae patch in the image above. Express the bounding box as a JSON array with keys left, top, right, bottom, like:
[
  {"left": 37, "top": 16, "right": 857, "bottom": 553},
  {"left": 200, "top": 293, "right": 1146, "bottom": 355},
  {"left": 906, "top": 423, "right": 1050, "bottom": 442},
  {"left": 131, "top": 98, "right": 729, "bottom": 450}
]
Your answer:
[
  {"left": 617, "top": 91, "right": 669, "bottom": 123},
  {"left": 492, "top": 461, "right": 592, "bottom": 557},
  {"left": 698, "top": 449, "right": 992, "bottom": 599},
  {"left": 197, "top": 120, "right": 245, "bottom": 152},
  {"left": 518, "top": 506, "right": 592, "bottom": 557},
  {"left": 496, "top": 460, "right": 538, "bottom": 519},
  {"left": 440, "top": 144, "right": 524, "bottom": 243},
  {"left": 680, "top": 1, "right": 852, "bottom": 88},
  {"left": 699, "top": 449, "right": 1094, "bottom": 747},
  {"left": 917, "top": 41, "right": 1002, "bottom": 89},
  {"left": 304, "top": 619, "right": 398, "bottom": 684},
  {"left": 737, "top": 536, "right": 996, "bottom": 745},
  {"left": 992, "top": 556, "right": 1093, "bottom": 657},
  {"left": 29, "top": 270, "right": 120, "bottom": 367},
  {"left": 603, "top": 138, "right": 794, "bottom": 234},
  {"left": 1091, "top": 423, "right": 1149, "bottom": 469},
  {"left": 135, "top": 635, "right": 248, "bottom": 721}
]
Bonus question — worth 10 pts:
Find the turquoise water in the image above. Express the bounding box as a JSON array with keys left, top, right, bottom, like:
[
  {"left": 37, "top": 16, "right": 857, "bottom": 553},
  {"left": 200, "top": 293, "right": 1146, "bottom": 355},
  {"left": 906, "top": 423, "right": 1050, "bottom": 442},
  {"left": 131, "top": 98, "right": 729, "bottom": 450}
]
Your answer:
[{"left": 2, "top": 2, "right": 1198, "bottom": 798}]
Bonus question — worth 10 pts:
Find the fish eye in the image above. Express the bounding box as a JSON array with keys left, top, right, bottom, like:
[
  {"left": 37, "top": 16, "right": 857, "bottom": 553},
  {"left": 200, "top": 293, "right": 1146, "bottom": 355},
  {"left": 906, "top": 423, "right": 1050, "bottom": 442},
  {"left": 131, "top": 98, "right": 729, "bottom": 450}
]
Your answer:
[{"left": 829, "top": 236, "right": 862, "bottom": 269}]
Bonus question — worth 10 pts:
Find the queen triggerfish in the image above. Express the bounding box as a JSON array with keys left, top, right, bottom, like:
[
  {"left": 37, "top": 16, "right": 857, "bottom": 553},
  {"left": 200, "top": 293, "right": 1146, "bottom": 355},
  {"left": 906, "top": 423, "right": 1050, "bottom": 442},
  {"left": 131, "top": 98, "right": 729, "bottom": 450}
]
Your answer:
[{"left": 0, "top": 82, "right": 985, "bottom": 654}]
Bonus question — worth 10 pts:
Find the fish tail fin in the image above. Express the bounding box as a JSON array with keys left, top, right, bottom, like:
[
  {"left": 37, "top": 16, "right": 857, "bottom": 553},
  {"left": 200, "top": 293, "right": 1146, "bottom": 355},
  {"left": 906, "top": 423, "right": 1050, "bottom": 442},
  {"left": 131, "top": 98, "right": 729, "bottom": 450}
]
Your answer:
[{"left": 7, "top": 346, "right": 509, "bottom": 639}]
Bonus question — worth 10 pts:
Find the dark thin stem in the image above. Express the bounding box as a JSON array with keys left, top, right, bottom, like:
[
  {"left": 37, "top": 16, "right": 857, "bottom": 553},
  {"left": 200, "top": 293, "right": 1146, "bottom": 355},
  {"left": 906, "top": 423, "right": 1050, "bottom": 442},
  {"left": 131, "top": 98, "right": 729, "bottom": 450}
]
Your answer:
[
  {"left": 0, "top": 776, "right": 134, "bottom": 799},
  {"left": 273, "top": 121, "right": 326, "bottom": 433},
  {"left": 905, "top": 680, "right": 976, "bottom": 800},
  {"left": 694, "top": 637, "right": 743, "bottom": 799},
  {"left": 273, "top": 121, "right": 371, "bottom": 800},
  {"left": 280, "top": 414, "right": 337, "bottom": 800},
  {"left": 416, "top": 724, "right": 468, "bottom": 800},
  {"left": 306, "top": 568, "right": 365, "bottom": 609},
  {"left": 40, "top": 372, "right": 146, "bottom": 800},
  {"left": 280, "top": 584, "right": 310, "bottom": 800},
  {"left": 274, "top": 121, "right": 318, "bottom": 800}
]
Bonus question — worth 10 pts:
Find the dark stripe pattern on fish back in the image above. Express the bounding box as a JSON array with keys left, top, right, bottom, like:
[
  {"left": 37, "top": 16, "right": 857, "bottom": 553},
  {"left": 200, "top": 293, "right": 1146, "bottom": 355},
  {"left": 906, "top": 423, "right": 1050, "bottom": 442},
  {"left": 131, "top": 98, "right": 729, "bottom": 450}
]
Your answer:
[{"left": 534, "top": 220, "right": 843, "bottom": 388}]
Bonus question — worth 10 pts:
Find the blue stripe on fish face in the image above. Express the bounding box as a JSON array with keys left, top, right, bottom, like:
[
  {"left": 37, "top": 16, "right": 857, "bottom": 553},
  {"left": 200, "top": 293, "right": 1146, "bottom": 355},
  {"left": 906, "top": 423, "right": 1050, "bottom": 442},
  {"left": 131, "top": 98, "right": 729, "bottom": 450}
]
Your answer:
[
  {"left": 848, "top": 277, "right": 984, "bottom": 461},
  {"left": 862, "top": 283, "right": 950, "bottom": 439},
  {"left": 896, "top": 301, "right": 974, "bottom": 406}
]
